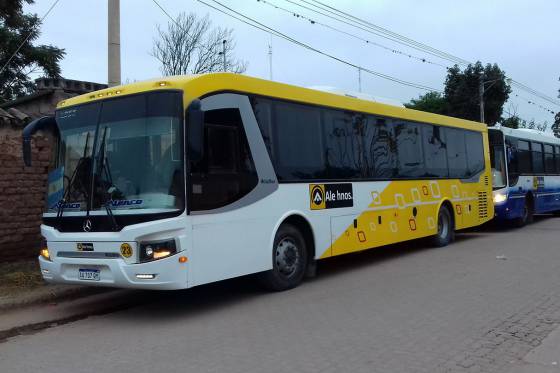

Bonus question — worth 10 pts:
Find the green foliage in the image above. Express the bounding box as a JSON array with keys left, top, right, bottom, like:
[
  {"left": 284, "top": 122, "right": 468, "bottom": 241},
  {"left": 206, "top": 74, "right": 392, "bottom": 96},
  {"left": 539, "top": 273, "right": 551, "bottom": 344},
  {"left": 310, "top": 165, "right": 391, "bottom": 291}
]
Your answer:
[
  {"left": 554, "top": 80, "right": 560, "bottom": 138},
  {"left": 404, "top": 91, "right": 447, "bottom": 115},
  {"left": 444, "top": 62, "right": 511, "bottom": 125},
  {"left": 0, "top": 0, "right": 65, "bottom": 104},
  {"left": 501, "top": 115, "right": 522, "bottom": 129},
  {"left": 405, "top": 62, "right": 511, "bottom": 126},
  {"left": 553, "top": 113, "right": 560, "bottom": 138}
]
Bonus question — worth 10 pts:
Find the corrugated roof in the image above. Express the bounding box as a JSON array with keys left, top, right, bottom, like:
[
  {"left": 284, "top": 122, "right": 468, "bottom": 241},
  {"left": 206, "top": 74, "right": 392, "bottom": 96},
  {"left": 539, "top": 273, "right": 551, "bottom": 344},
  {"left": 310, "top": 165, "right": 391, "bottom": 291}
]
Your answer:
[{"left": 0, "top": 107, "right": 31, "bottom": 128}]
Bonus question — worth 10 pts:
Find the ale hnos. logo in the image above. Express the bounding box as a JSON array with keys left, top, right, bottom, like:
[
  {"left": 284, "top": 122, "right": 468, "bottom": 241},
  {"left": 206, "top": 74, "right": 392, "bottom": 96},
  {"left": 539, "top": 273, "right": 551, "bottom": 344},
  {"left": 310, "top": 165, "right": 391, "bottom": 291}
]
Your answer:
[{"left": 310, "top": 183, "right": 353, "bottom": 210}]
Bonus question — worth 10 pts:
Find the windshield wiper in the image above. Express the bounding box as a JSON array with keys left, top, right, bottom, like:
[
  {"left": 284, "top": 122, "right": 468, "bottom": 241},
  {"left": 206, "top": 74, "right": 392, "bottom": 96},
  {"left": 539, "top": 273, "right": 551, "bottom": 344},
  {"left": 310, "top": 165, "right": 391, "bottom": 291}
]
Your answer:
[
  {"left": 94, "top": 126, "right": 119, "bottom": 232},
  {"left": 56, "top": 133, "right": 92, "bottom": 228}
]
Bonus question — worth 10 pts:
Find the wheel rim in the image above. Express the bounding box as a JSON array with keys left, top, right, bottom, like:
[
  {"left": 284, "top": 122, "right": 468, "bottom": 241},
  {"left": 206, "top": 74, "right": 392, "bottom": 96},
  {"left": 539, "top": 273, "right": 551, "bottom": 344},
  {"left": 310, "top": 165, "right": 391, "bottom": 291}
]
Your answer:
[
  {"left": 275, "top": 238, "right": 300, "bottom": 278},
  {"left": 438, "top": 211, "right": 449, "bottom": 239}
]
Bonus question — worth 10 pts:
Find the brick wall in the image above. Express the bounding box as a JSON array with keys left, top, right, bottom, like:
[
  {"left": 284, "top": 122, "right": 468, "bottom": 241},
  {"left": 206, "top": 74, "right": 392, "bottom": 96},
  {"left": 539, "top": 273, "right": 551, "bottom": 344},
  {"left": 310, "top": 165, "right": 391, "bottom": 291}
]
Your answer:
[{"left": 0, "top": 134, "right": 51, "bottom": 262}]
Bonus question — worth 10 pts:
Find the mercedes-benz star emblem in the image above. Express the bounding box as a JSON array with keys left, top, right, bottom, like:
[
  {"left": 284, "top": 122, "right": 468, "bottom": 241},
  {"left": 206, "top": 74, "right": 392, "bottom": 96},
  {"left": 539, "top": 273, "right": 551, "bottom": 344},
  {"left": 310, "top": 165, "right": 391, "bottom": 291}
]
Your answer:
[{"left": 83, "top": 219, "right": 92, "bottom": 232}]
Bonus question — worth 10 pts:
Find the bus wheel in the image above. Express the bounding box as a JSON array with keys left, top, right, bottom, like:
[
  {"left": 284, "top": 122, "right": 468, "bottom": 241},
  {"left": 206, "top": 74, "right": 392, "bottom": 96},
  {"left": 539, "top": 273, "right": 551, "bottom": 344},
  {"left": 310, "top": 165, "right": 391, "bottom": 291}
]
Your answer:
[
  {"left": 259, "top": 224, "right": 308, "bottom": 291},
  {"left": 432, "top": 205, "right": 454, "bottom": 247},
  {"left": 514, "top": 197, "right": 534, "bottom": 227}
]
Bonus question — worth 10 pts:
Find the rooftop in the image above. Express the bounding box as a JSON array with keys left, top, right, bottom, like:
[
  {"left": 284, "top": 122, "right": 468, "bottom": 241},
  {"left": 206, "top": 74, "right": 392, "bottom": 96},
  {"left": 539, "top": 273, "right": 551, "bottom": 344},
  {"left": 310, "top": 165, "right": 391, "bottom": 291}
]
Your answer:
[{"left": 0, "top": 77, "right": 107, "bottom": 130}]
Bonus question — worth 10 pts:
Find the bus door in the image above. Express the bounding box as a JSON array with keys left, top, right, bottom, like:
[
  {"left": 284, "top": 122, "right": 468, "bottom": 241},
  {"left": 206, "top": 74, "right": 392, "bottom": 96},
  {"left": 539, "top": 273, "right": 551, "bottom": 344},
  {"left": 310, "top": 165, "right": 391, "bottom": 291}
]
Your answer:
[{"left": 188, "top": 94, "right": 278, "bottom": 286}]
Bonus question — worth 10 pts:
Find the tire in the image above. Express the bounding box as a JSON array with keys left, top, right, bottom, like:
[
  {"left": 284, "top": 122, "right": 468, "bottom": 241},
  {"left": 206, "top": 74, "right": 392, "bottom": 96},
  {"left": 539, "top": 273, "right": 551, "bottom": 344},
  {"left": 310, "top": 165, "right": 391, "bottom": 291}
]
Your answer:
[
  {"left": 514, "top": 197, "right": 533, "bottom": 227},
  {"left": 258, "top": 224, "right": 308, "bottom": 291},
  {"left": 431, "top": 205, "right": 455, "bottom": 247}
]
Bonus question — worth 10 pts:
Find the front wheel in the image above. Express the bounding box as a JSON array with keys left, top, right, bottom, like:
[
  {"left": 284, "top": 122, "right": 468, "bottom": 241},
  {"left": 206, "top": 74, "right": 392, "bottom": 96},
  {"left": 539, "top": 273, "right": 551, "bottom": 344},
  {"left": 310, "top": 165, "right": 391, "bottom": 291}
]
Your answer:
[
  {"left": 258, "top": 224, "right": 308, "bottom": 291},
  {"left": 431, "top": 205, "right": 455, "bottom": 247},
  {"left": 514, "top": 197, "right": 533, "bottom": 227}
]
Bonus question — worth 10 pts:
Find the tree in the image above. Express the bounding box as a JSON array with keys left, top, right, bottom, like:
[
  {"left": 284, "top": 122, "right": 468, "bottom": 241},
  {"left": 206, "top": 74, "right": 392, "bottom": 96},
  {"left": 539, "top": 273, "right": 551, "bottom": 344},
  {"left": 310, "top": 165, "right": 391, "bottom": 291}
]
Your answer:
[
  {"left": 537, "top": 121, "right": 548, "bottom": 132},
  {"left": 405, "top": 62, "right": 511, "bottom": 126},
  {"left": 500, "top": 104, "right": 523, "bottom": 129},
  {"left": 404, "top": 91, "right": 447, "bottom": 115},
  {"left": 0, "top": 0, "right": 65, "bottom": 104},
  {"left": 501, "top": 115, "right": 522, "bottom": 129},
  {"left": 554, "top": 112, "right": 560, "bottom": 138},
  {"left": 553, "top": 78, "right": 560, "bottom": 138},
  {"left": 151, "top": 12, "right": 247, "bottom": 76},
  {"left": 444, "top": 62, "right": 511, "bottom": 125}
]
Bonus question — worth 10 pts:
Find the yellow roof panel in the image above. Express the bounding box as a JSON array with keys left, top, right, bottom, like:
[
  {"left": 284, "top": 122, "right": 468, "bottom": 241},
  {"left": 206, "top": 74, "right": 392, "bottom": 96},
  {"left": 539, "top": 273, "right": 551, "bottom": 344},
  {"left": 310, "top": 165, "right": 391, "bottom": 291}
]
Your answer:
[{"left": 58, "top": 73, "right": 487, "bottom": 132}]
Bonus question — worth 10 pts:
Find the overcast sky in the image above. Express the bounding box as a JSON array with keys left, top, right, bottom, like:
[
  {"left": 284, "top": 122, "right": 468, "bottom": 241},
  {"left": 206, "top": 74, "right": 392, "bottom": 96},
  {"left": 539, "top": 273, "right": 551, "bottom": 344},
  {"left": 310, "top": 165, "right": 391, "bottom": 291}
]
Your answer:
[{"left": 25, "top": 0, "right": 560, "bottom": 125}]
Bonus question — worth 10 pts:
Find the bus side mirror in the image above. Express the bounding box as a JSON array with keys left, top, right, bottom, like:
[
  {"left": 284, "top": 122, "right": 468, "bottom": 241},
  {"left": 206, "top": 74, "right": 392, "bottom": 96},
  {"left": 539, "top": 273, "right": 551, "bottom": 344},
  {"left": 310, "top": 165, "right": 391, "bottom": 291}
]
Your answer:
[
  {"left": 187, "top": 99, "right": 204, "bottom": 163},
  {"left": 22, "top": 116, "right": 58, "bottom": 167}
]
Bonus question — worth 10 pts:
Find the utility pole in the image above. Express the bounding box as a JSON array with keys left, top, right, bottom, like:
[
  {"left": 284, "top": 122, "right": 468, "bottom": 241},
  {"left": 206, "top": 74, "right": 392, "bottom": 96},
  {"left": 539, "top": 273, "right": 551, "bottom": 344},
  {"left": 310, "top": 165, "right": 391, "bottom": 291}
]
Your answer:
[
  {"left": 108, "top": 0, "right": 121, "bottom": 87},
  {"left": 268, "top": 34, "right": 273, "bottom": 80},
  {"left": 480, "top": 76, "right": 509, "bottom": 124},
  {"left": 358, "top": 68, "right": 362, "bottom": 93},
  {"left": 479, "top": 76, "right": 485, "bottom": 123},
  {"left": 222, "top": 39, "right": 227, "bottom": 71}
]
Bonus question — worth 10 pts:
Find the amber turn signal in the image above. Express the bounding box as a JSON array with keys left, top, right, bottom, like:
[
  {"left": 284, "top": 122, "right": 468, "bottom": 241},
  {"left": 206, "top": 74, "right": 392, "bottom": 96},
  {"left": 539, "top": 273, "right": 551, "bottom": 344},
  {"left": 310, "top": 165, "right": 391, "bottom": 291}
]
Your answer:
[{"left": 40, "top": 248, "right": 51, "bottom": 261}]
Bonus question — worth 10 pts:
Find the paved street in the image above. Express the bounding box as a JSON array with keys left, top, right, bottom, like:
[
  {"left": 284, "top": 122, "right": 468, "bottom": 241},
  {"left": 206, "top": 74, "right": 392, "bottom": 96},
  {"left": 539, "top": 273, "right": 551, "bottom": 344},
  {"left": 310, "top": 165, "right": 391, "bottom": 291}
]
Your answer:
[{"left": 2, "top": 217, "right": 560, "bottom": 373}]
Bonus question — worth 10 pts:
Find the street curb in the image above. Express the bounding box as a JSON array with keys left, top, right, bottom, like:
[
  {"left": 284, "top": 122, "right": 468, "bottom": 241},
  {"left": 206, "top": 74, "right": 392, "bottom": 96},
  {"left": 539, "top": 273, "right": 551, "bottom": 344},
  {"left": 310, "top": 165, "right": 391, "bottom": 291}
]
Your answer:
[
  {"left": 0, "top": 289, "right": 140, "bottom": 343},
  {"left": 0, "top": 285, "right": 109, "bottom": 312}
]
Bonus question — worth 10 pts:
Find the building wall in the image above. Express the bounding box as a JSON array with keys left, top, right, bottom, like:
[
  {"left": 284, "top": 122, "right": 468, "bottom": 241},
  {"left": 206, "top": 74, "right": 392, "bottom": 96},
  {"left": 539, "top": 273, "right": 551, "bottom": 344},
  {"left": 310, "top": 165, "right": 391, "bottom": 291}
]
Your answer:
[
  {"left": 0, "top": 131, "right": 51, "bottom": 262},
  {"left": 0, "top": 77, "right": 106, "bottom": 263},
  {"left": 9, "top": 90, "right": 70, "bottom": 118}
]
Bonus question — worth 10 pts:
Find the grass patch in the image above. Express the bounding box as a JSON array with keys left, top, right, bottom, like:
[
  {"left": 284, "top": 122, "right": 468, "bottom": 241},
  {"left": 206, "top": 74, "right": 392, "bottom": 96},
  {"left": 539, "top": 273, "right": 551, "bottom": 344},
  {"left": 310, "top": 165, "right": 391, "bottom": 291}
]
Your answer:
[{"left": 0, "top": 260, "right": 44, "bottom": 296}]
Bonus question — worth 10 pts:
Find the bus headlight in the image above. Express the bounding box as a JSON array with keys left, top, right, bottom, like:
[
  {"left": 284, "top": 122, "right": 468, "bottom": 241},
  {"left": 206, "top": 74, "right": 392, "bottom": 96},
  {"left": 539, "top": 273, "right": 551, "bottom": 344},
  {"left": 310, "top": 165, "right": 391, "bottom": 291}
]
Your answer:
[
  {"left": 139, "top": 239, "right": 177, "bottom": 262},
  {"left": 493, "top": 192, "right": 507, "bottom": 204},
  {"left": 40, "top": 240, "right": 51, "bottom": 261}
]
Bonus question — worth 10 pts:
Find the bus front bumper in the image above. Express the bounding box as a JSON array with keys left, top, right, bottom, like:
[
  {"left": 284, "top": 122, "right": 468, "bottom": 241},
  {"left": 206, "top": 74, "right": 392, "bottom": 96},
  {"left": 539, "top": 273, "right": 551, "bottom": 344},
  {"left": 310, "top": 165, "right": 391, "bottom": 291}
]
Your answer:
[
  {"left": 39, "top": 254, "right": 188, "bottom": 290},
  {"left": 493, "top": 197, "right": 525, "bottom": 222}
]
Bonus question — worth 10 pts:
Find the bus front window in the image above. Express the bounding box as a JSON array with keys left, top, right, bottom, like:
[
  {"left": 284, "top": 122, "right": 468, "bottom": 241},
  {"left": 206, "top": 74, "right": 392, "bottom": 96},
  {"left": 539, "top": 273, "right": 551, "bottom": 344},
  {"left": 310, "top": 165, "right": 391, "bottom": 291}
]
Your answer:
[
  {"left": 47, "top": 91, "right": 184, "bottom": 215},
  {"left": 490, "top": 145, "right": 507, "bottom": 189}
]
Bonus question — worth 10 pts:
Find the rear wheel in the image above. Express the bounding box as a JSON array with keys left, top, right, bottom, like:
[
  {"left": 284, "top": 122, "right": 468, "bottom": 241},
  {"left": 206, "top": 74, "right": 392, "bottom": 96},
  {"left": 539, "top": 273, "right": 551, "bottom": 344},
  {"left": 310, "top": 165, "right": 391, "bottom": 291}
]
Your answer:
[
  {"left": 258, "top": 224, "right": 308, "bottom": 291},
  {"left": 431, "top": 205, "right": 455, "bottom": 247}
]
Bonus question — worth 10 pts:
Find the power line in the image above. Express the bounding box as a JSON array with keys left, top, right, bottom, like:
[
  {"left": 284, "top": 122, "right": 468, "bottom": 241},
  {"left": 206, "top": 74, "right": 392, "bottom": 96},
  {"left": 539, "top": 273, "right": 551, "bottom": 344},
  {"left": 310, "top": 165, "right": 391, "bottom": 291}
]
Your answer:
[
  {"left": 294, "top": 0, "right": 560, "bottom": 107},
  {"left": 512, "top": 92, "right": 556, "bottom": 115},
  {"left": 263, "top": 0, "right": 558, "bottom": 115},
  {"left": 257, "top": 0, "right": 447, "bottom": 68},
  {"left": 206, "top": 0, "right": 443, "bottom": 91},
  {"left": 152, "top": 0, "right": 442, "bottom": 92},
  {"left": 0, "top": 0, "right": 61, "bottom": 75},
  {"left": 307, "top": 0, "right": 471, "bottom": 65},
  {"left": 283, "top": 0, "right": 467, "bottom": 66},
  {"left": 510, "top": 80, "right": 560, "bottom": 107},
  {"left": 273, "top": 0, "right": 558, "bottom": 114}
]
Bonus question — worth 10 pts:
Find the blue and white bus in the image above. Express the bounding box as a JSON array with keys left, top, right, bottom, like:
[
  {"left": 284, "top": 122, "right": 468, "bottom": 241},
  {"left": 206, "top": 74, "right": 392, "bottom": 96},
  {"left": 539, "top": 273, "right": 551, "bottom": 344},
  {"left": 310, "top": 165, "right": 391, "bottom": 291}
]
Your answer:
[{"left": 489, "top": 126, "right": 560, "bottom": 226}]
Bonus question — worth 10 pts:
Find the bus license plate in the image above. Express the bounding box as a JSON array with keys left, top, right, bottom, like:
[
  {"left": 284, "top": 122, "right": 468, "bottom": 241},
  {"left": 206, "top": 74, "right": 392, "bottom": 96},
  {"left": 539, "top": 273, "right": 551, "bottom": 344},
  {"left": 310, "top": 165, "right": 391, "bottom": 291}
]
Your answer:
[{"left": 78, "top": 269, "right": 100, "bottom": 281}]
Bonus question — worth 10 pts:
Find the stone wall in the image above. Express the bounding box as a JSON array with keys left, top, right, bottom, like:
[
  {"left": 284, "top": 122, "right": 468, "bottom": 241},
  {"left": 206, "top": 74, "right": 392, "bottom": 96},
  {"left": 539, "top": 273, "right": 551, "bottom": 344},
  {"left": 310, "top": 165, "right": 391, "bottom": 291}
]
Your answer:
[{"left": 0, "top": 133, "right": 51, "bottom": 262}]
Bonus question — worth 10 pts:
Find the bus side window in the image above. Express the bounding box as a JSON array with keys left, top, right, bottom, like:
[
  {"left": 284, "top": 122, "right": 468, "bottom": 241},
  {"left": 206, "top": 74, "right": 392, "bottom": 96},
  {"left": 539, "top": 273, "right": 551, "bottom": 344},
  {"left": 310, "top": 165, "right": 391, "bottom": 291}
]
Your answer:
[
  {"left": 517, "top": 140, "right": 532, "bottom": 174},
  {"left": 444, "top": 127, "right": 468, "bottom": 179},
  {"left": 190, "top": 108, "right": 258, "bottom": 211},
  {"left": 368, "top": 116, "right": 397, "bottom": 179},
  {"left": 465, "top": 131, "right": 484, "bottom": 176},
  {"left": 531, "top": 142, "right": 544, "bottom": 174},
  {"left": 323, "top": 109, "right": 363, "bottom": 179},
  {"left": 556, "top": 146, "right": 560, "bottom": 174},
  {"left": 394, "top": 121, "right": 424, "bottom": 178},
  {"left": 544, "top": 144, "right": 555, "bottom": 174},
  {"left": 422, "top": 125, "right": 448, "bottom": 178}
]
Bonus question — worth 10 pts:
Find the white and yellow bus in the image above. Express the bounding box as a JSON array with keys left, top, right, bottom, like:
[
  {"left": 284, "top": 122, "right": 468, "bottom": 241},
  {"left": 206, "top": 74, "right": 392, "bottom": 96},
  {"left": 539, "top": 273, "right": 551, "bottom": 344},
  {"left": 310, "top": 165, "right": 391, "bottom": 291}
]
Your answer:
[{"left": 23, "top": 73, "right": 493, "bottom": 291}]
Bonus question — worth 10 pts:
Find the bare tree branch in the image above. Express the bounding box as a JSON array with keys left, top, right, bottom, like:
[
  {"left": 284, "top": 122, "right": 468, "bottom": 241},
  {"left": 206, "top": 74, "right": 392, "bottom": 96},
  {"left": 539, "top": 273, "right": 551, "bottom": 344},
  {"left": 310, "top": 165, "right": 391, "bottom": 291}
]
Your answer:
[{"left": 151, "top": 12, "right": 248, "bottom": 76}]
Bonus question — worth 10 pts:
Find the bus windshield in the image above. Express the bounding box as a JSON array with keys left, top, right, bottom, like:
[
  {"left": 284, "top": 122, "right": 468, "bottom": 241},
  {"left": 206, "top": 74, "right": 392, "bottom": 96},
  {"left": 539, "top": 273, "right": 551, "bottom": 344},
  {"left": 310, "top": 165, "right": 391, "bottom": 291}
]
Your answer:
[
  {"left": 490, "top": 144, "right": 507, "bottom": 189},
  {"left": 46, "top": 91, "right": 184, "bottom": 215}
]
